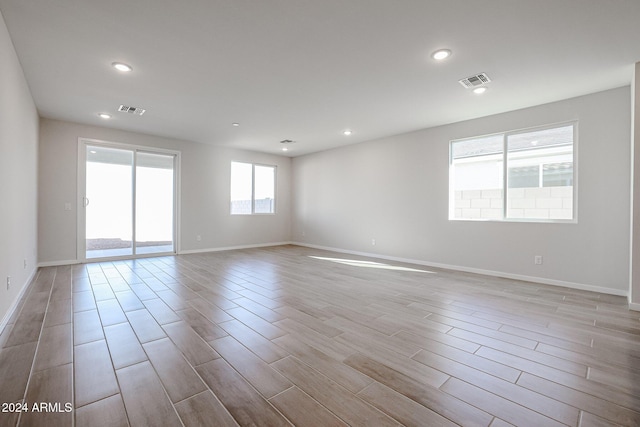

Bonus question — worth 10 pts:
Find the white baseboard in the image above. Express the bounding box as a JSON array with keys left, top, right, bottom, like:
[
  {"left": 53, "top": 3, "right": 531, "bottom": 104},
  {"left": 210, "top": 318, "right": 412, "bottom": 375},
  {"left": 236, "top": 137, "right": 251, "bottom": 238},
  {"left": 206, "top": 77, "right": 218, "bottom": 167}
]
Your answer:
[
  {"left": 292, "top": 242, "right": 628, "bottom": 297},
  {"left": 629, "top": 302, "right": 640, "bottom": 312},
  {"left": 36, "top": 242, "right": 295, "bottom": 265},
  {"left": 38, "top": 259, "right": 81, "bottom": 268},
  {"left": 0, "top": 268, "right": 38, "bottom": 337},
  {"left": 179, "top": 241, "right": 294, "bottom": 255}
]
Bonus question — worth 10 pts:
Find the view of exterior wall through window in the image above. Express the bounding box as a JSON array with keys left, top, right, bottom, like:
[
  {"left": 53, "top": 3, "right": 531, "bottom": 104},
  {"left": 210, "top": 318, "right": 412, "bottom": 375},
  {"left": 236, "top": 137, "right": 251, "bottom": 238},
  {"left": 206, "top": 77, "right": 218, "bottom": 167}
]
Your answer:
[{"left": 450, "top": 123, "right": 575, "bottom": 221}]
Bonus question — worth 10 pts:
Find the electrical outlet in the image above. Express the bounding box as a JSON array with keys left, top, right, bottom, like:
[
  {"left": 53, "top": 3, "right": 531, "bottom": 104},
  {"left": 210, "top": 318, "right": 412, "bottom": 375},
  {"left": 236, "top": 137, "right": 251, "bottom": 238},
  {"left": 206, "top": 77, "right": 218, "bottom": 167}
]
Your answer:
[
  {"left": 6, "top": 276, "right": 10, "bottom": 291},
  {"left": 196, "top": 235, "right": 202, "bottom": 242},
  {"left": 534, "top": 255, "right": 543, "bottom": 265},
  {"left": 371, "top": 238, "right": 376, "bottom": 246}
]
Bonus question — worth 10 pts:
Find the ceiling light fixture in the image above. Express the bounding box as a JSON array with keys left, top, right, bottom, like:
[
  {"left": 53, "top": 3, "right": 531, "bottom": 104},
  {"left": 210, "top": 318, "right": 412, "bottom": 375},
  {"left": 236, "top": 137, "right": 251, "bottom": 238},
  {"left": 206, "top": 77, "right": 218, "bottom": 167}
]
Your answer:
[
  {"left": 282, "top": 147, "right": 289, "bottom": 152},
  {"left": 112, "top": 62, "right": 133, "bottom": 72},
  {"left": 343, "top": 130, "right": 353, "bottom": 136},
  {"left": 473, "top": 87, "right": 487, "bottom": 94},
  {"left": 98, "top": 113, "right": 111, "bottom": 119},
  {"left": 431, "top": 49, "right": 452, "bottom": 60}
]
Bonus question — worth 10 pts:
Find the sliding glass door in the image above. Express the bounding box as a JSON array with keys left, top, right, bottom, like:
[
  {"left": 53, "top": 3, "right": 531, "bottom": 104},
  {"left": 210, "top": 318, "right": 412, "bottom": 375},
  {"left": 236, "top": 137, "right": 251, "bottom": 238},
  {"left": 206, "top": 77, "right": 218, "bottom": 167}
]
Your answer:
[{"left": 81, "top": 141, "right": 177, "bottom": 260}]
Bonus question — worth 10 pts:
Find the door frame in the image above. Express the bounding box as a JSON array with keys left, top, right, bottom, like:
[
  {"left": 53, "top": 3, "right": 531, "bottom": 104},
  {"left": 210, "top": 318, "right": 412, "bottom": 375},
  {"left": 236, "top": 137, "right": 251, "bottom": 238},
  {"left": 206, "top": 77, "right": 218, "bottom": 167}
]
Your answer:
[{"left": 77, "top": 138, "right": 181, "bottom": 262}]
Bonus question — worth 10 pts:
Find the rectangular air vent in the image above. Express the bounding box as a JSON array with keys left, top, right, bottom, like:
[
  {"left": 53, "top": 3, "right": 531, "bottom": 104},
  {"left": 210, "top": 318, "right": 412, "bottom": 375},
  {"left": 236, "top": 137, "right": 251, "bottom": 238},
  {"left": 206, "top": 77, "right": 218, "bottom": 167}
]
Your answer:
[
  {"left": 118, "top": 105, "right": 146, "bottom": 116},
  {"left": 458, "top": 72, "right": 491, "bottom": 88}
]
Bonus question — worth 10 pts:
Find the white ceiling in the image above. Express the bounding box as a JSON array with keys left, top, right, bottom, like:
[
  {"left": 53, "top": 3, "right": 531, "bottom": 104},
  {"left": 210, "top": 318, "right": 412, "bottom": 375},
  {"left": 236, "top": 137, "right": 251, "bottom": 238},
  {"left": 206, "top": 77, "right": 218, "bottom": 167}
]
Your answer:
[{"left": 1, "top": 0, "right": 640, "bottom": 157}]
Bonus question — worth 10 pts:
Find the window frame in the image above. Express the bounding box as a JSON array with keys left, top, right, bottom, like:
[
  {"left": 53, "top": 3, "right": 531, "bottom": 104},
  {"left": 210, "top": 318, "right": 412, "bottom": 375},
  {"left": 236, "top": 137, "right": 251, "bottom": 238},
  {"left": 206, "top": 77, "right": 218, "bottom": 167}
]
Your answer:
[
  {"left": 449, "top": 121, "right": 578, "bottom": 223},
  {"left": 230, "top": 161, "right": 277, "bottom": 215}
]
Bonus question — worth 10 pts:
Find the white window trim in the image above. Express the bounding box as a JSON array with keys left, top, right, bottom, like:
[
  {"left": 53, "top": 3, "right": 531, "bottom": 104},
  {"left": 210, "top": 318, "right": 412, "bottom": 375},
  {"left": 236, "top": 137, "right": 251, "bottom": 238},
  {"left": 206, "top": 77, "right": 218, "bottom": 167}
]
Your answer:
[{"left": 449, "top": 121, "right": 578, "bottom": 224}]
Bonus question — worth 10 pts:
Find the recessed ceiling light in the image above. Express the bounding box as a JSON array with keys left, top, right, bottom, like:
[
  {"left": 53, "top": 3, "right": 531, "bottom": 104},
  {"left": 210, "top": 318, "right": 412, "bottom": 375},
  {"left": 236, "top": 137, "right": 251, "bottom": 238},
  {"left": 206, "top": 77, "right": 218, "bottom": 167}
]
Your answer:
[
  {"left": 232, "top": 122, "right": 240, "bottom": 127},
  {"left": 473, "top": 87, "right": 487, "bottom": 94},
  {"left": 112, "top": 62, "right": 133, "bottom": 72},
  {"left": 343, "top": 130, "right": 353, "bottom": 136},
  {"left": 431, "top": 49, "right": 452, "bottom": 60},
  {"left": 98, "top": 113, "right": 111, "bottom": 119}
]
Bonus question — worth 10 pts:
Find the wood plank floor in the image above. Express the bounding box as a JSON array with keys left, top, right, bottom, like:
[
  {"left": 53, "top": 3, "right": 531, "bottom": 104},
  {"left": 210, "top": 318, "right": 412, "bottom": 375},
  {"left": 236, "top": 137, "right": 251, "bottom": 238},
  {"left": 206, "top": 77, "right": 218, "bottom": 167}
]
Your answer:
[{"left": 1, "top": 245, "right": 639, "bottom": 426}]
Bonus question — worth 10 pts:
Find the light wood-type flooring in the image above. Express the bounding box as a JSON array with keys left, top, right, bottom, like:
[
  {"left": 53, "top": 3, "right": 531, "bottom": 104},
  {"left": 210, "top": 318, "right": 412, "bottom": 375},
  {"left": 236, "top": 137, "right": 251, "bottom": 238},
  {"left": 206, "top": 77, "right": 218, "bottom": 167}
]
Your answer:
[{"left": 1, "top": 245, "right": 639, "bottom": 426}]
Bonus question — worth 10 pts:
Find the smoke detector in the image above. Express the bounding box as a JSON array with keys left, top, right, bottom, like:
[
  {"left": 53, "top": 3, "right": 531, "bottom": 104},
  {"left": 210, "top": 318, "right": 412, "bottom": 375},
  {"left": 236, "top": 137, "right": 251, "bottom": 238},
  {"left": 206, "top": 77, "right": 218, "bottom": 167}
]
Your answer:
[
  {"left": 118, "top": 105, "right": 146, "bottom": 116},
  {"left": 458, "top": 72, "right": 491, "bottom": 89}
]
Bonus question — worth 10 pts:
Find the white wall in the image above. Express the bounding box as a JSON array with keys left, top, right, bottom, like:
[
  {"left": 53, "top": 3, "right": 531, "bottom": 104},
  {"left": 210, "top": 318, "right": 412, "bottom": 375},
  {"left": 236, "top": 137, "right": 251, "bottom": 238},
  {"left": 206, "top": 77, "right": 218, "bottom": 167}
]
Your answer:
[
  {"left": 0, "top": 10, "right": 39, "bottom": 329},
  {"left": 630, "top": 63, "right": 640, "bottom": 308},
  {"left": 38, "top": 119, "right": 292, "bottom": 264},
  {"left": 292, "top": 87, "right": 631, "bottom": 294}
]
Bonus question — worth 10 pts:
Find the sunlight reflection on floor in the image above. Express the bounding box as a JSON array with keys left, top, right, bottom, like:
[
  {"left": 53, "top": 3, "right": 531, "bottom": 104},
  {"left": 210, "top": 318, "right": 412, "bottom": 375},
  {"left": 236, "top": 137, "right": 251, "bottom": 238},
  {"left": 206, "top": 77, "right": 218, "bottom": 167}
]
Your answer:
[{"left": 309, "top": 256, "right": 434, "bottom": 273}]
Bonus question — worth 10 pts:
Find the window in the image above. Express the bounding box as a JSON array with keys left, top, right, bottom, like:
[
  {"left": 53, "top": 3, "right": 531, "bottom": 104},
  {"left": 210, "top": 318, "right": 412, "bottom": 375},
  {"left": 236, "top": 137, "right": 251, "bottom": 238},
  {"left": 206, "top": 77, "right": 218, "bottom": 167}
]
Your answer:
[
  {"left": 230, "top": 162, "right": 276, "bottom": 214},
  {"left": 450, "top": 123, "right": 575, "bottom": 221}
]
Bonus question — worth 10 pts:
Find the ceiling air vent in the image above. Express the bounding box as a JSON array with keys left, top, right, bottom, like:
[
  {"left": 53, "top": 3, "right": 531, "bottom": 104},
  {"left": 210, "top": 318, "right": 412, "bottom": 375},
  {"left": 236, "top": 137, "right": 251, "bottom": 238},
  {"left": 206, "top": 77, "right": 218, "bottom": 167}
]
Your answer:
[
  {"left": 458, "top": 72, "right": 491, "bottom": 89},
  {"left": 280, "top": 139, "right": 295, "bottom": 144},
  {"left": 118, "top": 105, "right": 146, "bottom": 116}
]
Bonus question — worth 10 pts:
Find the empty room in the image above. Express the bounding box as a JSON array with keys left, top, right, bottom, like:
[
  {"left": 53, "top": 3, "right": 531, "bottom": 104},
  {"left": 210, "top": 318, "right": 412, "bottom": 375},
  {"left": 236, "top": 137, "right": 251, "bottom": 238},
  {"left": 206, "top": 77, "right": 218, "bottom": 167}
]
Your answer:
[{"left": 1, "top": 1, "right": 640, "bottom": 426}]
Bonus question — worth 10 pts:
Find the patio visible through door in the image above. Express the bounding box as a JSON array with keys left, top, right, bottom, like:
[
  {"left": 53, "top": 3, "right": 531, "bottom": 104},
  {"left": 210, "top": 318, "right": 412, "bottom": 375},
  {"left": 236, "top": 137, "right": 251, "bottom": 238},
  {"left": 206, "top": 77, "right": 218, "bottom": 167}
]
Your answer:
[{"left": 82, "top": 142, "right": 177, "bottom": 260}]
